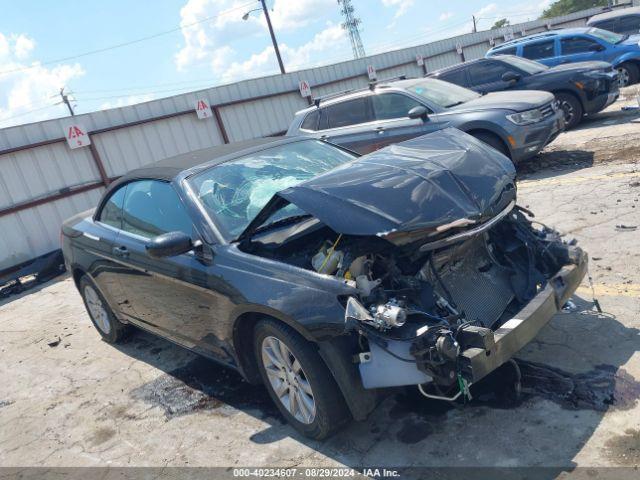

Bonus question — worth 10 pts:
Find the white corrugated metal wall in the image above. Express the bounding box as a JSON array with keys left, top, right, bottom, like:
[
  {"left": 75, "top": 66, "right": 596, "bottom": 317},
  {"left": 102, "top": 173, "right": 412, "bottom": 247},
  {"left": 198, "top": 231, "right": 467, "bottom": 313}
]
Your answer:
[{"left": 0, "top": 5, "right": 623, "bottom": 271}]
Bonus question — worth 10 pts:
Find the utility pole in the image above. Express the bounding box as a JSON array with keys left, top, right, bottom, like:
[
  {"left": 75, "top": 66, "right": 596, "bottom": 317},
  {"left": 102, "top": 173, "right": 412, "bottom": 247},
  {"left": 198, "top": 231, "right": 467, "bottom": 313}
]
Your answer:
[
  {"left": 260, "top": 0, "right": 285, "bottom": 74},
  {"left": 472, "top": 15, "right": 477, "bottom": 33},
  {"left": 338, "top": 0, "right": 366, "bottom": 59},
  {"left": 59, "top": 87, "right": 75, "bottom": 116}
]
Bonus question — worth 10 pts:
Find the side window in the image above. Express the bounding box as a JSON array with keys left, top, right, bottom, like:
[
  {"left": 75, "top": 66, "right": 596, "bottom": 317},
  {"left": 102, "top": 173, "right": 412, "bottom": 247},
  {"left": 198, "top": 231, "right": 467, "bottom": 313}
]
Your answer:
[
  {"left": 522, "top": 40, "right": 555, "bottom": 60},
  {"left": 618, "top": 15, "right": 640, "bottom": 34},
  {"left": 99, "top": 185, "right": 127, "bottom": 229},
  {"left": 439, "top": 69, "right": 469, "bottom": 87},
  {"left": 300, "top": 109, "right": 320, "bottom": 131},
  {"left": 121, "top": 180, "right": 193, "bottom": 239},
  {"left": 560, "top": 36, "right": 600, "bottom": 55},
  {"left": 592, "top": 19, "right": 616, "bottom": 32},
  {"left": 494, "top": 46, "right": 516, "bottom": 56},
  {"left": 323, "top": 97, "right": 373, "bottom": 128},
  {"left": 371, "top": 93, "right": 422, "bottom": 121},
  {"left": 466, "top": 62, "right": 511, "bottom": 86}
]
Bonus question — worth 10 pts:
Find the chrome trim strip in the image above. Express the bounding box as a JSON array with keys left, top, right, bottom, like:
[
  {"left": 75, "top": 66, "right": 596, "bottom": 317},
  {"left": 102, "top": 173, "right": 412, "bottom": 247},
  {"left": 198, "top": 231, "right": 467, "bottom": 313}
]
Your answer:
[{"left": 418, "top": 199, "right": 516, "bottom": 252}]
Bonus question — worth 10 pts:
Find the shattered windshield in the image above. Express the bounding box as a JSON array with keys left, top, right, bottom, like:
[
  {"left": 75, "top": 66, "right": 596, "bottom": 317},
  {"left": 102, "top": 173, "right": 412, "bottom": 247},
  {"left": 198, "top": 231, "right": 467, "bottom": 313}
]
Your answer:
[{"left": 187, "top": 140, "right": 356, "bottom": 239}]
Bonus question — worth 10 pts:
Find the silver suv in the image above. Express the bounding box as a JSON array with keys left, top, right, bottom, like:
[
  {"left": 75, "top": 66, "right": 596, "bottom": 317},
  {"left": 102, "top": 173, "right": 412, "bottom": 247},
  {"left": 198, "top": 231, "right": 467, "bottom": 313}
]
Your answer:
[{"left": 287, "top": 77, "right": 564, "bottom": 163}]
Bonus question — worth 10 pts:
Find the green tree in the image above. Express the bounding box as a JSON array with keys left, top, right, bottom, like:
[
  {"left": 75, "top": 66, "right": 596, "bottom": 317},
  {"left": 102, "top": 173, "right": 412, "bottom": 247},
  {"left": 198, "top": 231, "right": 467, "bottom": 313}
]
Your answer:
[
  {"left": 541, "top": 0, "right": 608, "bottom": 18},
  {"left": 491, "top": 18, "right": 510, "bottom": 29}
]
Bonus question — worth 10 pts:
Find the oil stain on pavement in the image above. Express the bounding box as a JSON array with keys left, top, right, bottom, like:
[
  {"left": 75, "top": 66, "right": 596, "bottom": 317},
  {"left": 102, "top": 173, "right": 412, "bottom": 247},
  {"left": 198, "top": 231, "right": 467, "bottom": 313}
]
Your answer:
[{"left": 130, "top": 357, "right": 278, "bottom": 419}]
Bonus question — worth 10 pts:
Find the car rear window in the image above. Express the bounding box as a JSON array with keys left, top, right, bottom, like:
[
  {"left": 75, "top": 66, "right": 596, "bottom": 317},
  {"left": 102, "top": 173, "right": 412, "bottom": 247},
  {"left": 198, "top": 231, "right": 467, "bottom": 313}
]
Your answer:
[{"left": 522, "top": 40, "right": 555, "bottom": 60}]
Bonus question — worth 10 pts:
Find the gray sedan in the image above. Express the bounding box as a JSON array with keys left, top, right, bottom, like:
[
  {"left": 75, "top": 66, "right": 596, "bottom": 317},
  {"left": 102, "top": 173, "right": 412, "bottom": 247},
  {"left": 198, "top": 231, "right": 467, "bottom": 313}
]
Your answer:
[{"left": 286, "top": 77, "right": 564, "bottom": 163}]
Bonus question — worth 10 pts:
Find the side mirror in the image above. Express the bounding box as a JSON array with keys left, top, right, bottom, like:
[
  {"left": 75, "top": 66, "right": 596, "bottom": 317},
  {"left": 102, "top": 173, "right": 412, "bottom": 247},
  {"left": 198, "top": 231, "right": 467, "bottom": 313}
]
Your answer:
[
  {"left": 589, "top": 44, "right": 605, "bottom": 52},
  {"left": 146, "top": 231, "right": 193, "bottom": 258},
  {"left": 501, "top": 71, "right": 521, "bottom": 83},
  {"left": 408, "top": 105, "right": 429, "bottom": 121}
]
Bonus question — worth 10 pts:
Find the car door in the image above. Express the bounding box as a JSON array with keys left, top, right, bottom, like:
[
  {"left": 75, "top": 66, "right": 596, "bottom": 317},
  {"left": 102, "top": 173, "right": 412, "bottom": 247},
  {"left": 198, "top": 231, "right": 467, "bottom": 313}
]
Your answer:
[
  {"left": 111, "top": 179, "right": 232, "bottom": 359},
  {"left": 315, "top": 96, "right": 380, "bottom": 154},
  {"left": 466, "top": 60, "right": 519, "bottom": 93},
  {"left": 558, "top": 35, "right": 605, "bottom": 64},
  {"left": 370, "top": 92, "right": 443, "bottom": 147},
  {"left": 86, "top": 185, "right": 131, "bottom": 309},
  {"left": 521, "top": 38, "right": 558, "bottom": 66}
]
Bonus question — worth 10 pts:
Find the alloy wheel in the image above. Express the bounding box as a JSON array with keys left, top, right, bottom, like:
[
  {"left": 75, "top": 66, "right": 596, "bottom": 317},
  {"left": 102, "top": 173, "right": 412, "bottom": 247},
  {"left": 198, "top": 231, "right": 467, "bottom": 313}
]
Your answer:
[
  {"left": 560, "top": 100, "right": 575, "bottom": 125},
  {"left": 84, "top": 285, "right": 111, "bottom": 334},
  {"left": 617, "top": 67, "right": 630, "bottom": 88},
  {"left": 261, "top": 336, "right": 316, "bottom": 424}
]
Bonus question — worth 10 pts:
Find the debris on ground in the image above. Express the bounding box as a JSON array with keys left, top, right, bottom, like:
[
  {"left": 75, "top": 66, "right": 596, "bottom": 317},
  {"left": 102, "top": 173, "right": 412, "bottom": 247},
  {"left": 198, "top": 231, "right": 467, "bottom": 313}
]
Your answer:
[{"left": 615, "top": 225, "right": 637, "bottom": 231}]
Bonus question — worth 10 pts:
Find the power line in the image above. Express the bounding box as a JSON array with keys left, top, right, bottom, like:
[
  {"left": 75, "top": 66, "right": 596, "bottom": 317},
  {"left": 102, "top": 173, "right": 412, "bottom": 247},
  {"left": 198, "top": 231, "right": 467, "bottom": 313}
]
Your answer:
[{"left": 0, "top": 0, "right": 258, "bottom": 77}]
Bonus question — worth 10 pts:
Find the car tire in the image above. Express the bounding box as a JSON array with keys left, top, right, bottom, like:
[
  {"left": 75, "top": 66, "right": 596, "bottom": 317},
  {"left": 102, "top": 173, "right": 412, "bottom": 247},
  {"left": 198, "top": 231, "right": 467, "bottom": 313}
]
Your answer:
[
  {"left": 254, "top": 318, "right": 351, "bottom": 439},
  {"left": 470, "top": 132, "right": 511, "bottom": 159},
  {"left": 617, "top": 63, "right": 639, "bottom": 88},
  {"left": 555, "top": 93, "right": 583, "bottom": 130},
  {"left": 79, "top": 275, "right": 128, "bottom": 344}
]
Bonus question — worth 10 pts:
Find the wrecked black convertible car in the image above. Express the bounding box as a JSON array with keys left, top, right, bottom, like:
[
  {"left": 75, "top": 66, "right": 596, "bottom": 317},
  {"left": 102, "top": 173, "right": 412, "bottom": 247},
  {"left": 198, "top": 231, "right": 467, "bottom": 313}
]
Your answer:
[{"left": 61, "top": 129, "right": 587, "bottom": 439}]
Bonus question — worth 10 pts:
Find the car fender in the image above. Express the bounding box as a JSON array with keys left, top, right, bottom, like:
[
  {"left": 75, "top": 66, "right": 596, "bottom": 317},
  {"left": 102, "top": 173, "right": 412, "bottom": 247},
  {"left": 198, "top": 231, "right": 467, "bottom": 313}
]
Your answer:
[
  {"left": 611, "top": 52, "right": 640, "bottom": 67},
  {"left": 456, "top": 119, "right": 513, "bottom": 151}
]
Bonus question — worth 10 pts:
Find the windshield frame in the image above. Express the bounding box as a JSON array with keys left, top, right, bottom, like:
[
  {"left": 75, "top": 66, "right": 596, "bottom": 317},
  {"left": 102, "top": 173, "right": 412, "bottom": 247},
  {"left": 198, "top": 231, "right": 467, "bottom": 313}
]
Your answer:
[{"left": 184, "top": 139, "right": 358, "bottom": 242}]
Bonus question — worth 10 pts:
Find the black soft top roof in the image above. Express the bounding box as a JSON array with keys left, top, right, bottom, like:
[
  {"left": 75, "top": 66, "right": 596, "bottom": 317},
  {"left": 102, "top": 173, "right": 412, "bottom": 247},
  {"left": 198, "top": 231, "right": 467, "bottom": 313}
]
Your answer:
[{"left": 114, "top": 136, "right": 303, "bottom": 184}]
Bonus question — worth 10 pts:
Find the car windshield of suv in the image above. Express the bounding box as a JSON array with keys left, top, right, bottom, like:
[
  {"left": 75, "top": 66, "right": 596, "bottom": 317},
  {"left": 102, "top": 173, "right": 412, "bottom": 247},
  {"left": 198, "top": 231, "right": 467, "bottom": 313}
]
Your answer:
[
  {"left": 588, "top": 27, "right": 625, "bottom": 44},
  {"left": 406, "top": 78, "right": 480, "bottom": 108},
  {"left": 499, "top": 55, "right": 548, "bottom": 74},
  {"left": 187, "top": 140, "right": 356, "bottom": 239}
]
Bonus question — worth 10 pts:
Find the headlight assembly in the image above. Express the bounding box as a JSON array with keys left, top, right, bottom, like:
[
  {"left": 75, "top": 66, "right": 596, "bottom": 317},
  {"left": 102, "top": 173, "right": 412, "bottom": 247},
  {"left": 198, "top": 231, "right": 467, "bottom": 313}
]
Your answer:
[{"left": 506, "top": 108, "right": 544, "bottom": 125}]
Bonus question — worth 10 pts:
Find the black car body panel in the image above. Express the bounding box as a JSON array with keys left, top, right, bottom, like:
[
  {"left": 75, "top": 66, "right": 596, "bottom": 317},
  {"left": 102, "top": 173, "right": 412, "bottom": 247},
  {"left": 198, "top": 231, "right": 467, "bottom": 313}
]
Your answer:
[
  {"left": 62, "top": 134, "right": 587, "bottom": 427},
  {"left": 242, "top": 129, "right": 515, "bottom": 240},
  {"left": 430, "top": 56, "right": 619, "bottom": 117}
]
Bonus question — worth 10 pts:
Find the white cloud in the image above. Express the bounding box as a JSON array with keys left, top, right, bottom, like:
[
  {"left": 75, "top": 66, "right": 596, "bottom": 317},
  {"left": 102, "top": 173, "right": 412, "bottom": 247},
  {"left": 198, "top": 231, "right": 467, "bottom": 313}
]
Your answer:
[
  {"left": 0, "top": 33, "right": 84, "bottom": 129},
  {"left": 439, "top": 12, "right": 453, "bottom": 21},
  {"left": 175, "top": 0, "right": 335, "bottom": 72},
  {"left": 13, "top": 34, "right": 35, "bottom": 60},
  {"left": 381, "top": 0, "right": 414, "bottom": 19},
  {"left": 218, "top": 23, "right": 350, "bottom": 82}
]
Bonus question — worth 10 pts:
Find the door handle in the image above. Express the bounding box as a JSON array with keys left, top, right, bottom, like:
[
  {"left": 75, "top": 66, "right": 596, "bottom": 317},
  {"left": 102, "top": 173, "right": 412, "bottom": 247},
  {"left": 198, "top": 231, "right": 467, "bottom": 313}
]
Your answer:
[
  {"left": 113, "top": 245, "right": 129, "bottom": 258},
  {"left": 375, "top": 127, "right": 385, "bottom": 134}
]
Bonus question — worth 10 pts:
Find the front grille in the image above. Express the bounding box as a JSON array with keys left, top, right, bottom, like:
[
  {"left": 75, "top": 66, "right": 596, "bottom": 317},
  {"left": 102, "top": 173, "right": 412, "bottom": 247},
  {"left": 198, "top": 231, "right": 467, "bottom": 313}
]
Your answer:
[{"left": 539, "top": 102, "right": 555, "bottom": 119}]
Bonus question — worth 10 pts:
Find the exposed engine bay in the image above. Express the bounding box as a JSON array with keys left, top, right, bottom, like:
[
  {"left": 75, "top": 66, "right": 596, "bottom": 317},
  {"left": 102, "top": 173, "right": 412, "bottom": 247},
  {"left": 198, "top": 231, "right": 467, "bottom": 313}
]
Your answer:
[{"left": 241, "top": 204, "right": 585, "bottom": 398}]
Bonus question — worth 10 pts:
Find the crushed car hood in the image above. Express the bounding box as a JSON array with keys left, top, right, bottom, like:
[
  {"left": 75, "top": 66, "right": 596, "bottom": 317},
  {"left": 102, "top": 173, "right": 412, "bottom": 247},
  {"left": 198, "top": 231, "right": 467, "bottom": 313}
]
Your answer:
[{"left": 240, "top": 128, "right": 516, "bottom": 243}]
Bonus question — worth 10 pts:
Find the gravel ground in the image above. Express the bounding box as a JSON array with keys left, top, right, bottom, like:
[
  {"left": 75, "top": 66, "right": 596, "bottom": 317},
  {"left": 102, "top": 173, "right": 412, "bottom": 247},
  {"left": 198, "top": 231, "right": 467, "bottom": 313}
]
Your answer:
[{"left": 1, "top": 87, "right": 639, "bottom": 476}]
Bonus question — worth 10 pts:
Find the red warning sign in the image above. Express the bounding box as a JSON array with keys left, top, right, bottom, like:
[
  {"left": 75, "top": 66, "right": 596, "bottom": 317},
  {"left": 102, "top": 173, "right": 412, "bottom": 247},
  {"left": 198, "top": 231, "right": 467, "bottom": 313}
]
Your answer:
[
  {"left": 195, "top": 99, "right": 213, "bottom": 119},
  {"left": 63, "top": 123, "right": 91, "bottom": 149}
]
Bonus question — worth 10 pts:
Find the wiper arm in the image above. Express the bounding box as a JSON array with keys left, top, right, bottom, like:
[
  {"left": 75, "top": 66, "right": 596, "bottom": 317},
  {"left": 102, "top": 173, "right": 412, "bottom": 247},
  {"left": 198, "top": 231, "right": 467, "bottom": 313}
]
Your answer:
[
  {"left": 616, "top": 35, "right": 629, "bottom": 44},
  {"left": 252, "top": 214, "right": 313, "bottom": 235},
  {"left": 445, "top": 101, "right": 465, "bottom": 108}
]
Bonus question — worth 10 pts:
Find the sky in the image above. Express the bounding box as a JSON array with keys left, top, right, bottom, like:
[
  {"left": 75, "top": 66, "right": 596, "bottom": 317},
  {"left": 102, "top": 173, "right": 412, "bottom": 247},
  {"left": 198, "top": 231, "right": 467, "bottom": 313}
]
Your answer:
[{"left": 0, "top": 0, "right": 553, "bottom": 129}]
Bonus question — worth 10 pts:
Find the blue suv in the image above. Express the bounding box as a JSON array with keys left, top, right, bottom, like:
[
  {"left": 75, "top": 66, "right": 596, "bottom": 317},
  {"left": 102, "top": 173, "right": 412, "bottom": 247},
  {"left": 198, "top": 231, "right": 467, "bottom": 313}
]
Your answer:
[{"left": 486, "top": 27, "right": 640, "bottom": 87}]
